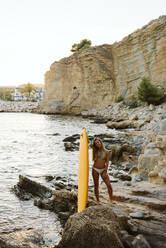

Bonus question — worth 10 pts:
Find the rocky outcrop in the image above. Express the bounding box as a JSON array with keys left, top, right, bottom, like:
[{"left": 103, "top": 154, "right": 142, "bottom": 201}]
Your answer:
[
  {"left": 42, "top": 16, "right": 166, "bottom": 114},
  {"left": 138, "top": 120, "right": 166, "bottom": 184}
]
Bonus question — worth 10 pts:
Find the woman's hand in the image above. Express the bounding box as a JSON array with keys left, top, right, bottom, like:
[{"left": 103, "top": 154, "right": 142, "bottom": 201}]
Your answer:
[{"left": 105, "top": 161, "right": 109, "bottom": 171}]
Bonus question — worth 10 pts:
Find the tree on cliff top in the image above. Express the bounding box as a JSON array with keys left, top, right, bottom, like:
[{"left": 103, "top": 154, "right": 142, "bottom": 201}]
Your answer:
[
  {"left": 138, "top": 77, "right": 164, "bottom": 104},
  {"left": 71, "top": 39, "right": 92, "bottom": 52}
]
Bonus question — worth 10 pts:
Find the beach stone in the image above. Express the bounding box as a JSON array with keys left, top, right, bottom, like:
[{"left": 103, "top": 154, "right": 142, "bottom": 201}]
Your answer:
[
  {"left": 106, "top": 120, "right": 132, "bottom": 129},
  {"left": 118, "top": 173, "right": 132, "bottom": 181},
  {"left": 149, "top": 104, "right": 155, "bottom": 111},
  {"left": 131, "top": 174, "right": 143, "bottom": 183},
  {"left": 56, "top": 204, "right": 125, "bottom": 248},
  {"left": 159, "top": 119, "right": 166, "bottom": 132},
  {"left": 129, "top": 212, "right": 144, "bottom": 219}
]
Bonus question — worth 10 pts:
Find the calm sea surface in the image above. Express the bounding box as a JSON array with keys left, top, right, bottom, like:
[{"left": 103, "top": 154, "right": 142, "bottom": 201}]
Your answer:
[{"left": 0, "top": 112, "right": 116, "bottom": 246}]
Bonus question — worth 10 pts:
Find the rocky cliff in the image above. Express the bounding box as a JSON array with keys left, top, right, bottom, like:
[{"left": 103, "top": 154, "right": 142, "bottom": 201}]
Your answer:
[{"left": 42, "top": 16, "right": 166, "bottom": 114}]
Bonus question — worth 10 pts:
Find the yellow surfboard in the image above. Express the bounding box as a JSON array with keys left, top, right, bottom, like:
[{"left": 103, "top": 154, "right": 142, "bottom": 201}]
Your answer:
[{"left": 78, "top": 128, "right": 89, "bottom": 213}]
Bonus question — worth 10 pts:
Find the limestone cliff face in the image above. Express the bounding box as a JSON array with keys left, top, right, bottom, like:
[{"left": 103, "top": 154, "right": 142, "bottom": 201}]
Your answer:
[{"left": 42, "top": 16, "right": 166, "bottom": 114}]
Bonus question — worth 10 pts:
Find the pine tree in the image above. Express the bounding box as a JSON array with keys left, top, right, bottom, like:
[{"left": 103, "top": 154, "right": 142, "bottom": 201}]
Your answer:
[{"left": 138, "top": 77, "right": 164, "bottom": 104}]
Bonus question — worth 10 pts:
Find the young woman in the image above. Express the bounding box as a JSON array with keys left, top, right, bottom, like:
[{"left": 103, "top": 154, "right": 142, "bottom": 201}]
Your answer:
[{"left": 91, "top": 138, "right": 113, "bottom": 205}]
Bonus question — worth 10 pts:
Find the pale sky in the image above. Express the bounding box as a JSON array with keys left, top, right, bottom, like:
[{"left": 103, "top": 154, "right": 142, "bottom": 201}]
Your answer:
[{"left": 0, "top": 0, "right": 165, "bottom": 86}]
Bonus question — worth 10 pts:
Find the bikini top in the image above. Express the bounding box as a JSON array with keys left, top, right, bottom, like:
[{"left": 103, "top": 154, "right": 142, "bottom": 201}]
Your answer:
[{"left": 94, "top": 150, "right": 107, "bottom": 160}]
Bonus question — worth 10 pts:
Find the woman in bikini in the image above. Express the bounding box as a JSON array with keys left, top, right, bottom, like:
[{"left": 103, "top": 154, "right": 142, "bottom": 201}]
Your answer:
[{"left": 91, "top": 138, "right": 113, "bottom": 205}]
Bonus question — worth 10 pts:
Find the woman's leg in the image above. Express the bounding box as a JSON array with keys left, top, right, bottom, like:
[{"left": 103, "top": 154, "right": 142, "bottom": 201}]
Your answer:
[
  {"left": 92, "top": 168, "right": 100, "bottom": 204},
  {"left": 101, "top": 171, "right": 113, "bottom": 202}
]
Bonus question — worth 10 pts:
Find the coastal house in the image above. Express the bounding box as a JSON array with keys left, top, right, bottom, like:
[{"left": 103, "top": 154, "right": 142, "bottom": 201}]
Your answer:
[
  {"left": 13, "top": 86, "right": 44, "bottom": 101},
  {"left": 13, "top": 87, "right": 22, "bottom": 101}
]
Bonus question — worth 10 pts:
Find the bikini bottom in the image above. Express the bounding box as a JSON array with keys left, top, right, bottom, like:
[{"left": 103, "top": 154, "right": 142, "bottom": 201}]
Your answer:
[{"left": 92, "top": 166, "right": 106, "bottom": 175}]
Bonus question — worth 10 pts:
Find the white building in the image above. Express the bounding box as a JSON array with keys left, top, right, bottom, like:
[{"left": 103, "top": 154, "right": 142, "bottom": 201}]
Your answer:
[{"left": 13, "top": 87, "right": 22, "bottom": 101}]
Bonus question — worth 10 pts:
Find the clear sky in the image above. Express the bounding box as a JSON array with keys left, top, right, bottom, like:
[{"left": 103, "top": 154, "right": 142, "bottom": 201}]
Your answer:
[{"left": 0, "top": 0, "right": 165, "bottom": 86}]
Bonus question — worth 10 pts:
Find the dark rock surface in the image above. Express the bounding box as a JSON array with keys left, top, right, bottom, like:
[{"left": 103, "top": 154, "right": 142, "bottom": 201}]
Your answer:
[{"left": 56, "top": 204, "right": 125, "bottom": 248}]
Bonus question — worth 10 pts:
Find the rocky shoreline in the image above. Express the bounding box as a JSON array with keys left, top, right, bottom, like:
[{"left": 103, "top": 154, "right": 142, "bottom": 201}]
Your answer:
[
  {"left": 1, "top": 173, "right": 165, "bottom": 248},
  {"left": 0, "top": 100, "right": 39, "bottom": 113},
  {"left": 1, "top": 101, "right": 166, "bottom": 247}
]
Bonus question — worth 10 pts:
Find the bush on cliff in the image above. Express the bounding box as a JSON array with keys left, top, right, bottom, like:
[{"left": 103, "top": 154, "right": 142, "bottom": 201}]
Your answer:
[
  {"left": 71, "top": 39, "right": 92, "bottom": 52},
  {"left": 138, "top": 77, "right": 164, "bottom": 104}
]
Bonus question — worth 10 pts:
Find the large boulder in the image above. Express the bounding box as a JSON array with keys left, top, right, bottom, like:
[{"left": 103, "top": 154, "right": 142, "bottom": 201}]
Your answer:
[
  {"left": 56, "top": 204, "right": 125, "bottom": 248},
  {"left": 137, "top": 121, "right": 166, "bottom": 184},
  {"left": 106, "top": 120, "right": 132, "bottom": 129},
  {"left": 138, "top": 155, "right": 161, "bottom": 177}
]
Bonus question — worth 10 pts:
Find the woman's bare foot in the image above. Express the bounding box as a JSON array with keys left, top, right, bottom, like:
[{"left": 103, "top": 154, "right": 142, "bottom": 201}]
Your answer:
[{"left": 110, "top": 200, "right": 116, "bottom": 204}]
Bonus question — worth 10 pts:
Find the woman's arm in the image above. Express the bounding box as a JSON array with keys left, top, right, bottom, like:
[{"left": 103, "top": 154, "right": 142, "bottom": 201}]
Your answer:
[{"left": 105, "top": 150, "right": 109, "bottom": 170}]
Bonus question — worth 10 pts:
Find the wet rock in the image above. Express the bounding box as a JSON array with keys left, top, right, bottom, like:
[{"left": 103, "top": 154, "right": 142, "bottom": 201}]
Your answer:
[
  {"left": 64, "top": 142, "right": 74, "bottom": 151},
  {"left": 58, "top": 212, "right": 71, "bottom": 221},
  {"left": 34, "top": 189, "right": 77, "bottom": 217},
  {"left": 56, "top": 204, "right": 126, "bottom": 248},
  {"left": 45, "top": 175, "right": 55, "bottom": 182},
  {"left": 120, "top": 231, "right": 151, "bottom": 248},
  {"left": 63, "top": 134, "right": 80, "bottom": 142},
  {"left": 18, "top": 175, "right": 52, "bottom": 199},
  {"left": 132, "top": 234, "right": 151, "bottom": 248},
  {"left": 12, "top": 184, "right": 33, "bottom": 200},
  {"left": 0, "top": 229, "right": 47, "bottom": 248},
  {"left": 120, "top": 230, "right": 135, "bottom": 248},
  {"left": 54, "top": 182, "right": 66, "bottom": 190},
  {"left": 64, "top": 142, "right": 79, "bottom": 151}
]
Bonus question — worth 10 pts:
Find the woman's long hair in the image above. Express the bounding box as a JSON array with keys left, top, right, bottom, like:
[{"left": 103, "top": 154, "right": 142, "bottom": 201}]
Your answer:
[{"left": 92, "top": 138, "right": 106, "bottom": 159}]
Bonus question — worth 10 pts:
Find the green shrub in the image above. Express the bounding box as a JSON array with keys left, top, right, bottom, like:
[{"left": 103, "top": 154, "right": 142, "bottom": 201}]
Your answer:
[
  {"left": 115, "top": 95, "right": 124, "bottom": 103},
  {"left": 126, "top": 101, "right": 138, "bottom": 108},
  {"left": 138, "top": 77, "right": 164, "bottom": 104},
  {"left": 71, "top": 39, "right": 92, "bottom": 52}
]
